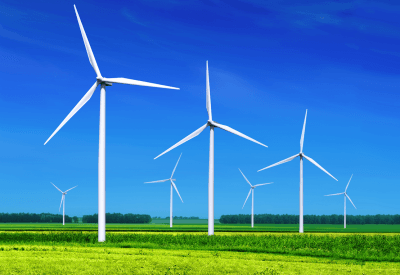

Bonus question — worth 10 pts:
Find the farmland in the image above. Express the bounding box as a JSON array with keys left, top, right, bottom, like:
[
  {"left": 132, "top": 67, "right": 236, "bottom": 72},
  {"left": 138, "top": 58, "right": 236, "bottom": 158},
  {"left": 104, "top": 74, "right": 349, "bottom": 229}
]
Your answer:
[
  {"left": 0, "top": 223, "right": 400, "bottom": 274},
  {"left": 1, "top": 220, "right": 400, "bottom": 233}
]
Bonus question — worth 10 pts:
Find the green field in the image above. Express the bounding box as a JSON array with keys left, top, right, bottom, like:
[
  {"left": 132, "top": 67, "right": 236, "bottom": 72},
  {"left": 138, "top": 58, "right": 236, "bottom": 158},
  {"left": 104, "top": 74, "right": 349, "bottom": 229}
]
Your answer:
[
  {"left": 1, "top": 223, "right": 400, "bottom": 274},
  {"left": 1, "top": 221, "right": 400, "bottom": 233}
]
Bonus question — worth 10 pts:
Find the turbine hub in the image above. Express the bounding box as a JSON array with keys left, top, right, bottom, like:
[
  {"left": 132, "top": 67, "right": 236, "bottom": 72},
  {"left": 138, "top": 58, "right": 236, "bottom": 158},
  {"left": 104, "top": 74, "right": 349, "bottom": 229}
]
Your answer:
[{"left": 96, "top": 77, "right": 112, "bottom": 86}]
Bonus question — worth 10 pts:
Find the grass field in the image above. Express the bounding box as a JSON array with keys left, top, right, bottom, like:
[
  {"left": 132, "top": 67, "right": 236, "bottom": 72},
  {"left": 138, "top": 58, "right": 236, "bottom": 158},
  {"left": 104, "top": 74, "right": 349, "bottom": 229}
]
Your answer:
[
  {"left": 1, "top": 220, "right": 400, "bottom": 233},
  {"left": 1, "top": 223, "right": 399, "bottom": 274}
]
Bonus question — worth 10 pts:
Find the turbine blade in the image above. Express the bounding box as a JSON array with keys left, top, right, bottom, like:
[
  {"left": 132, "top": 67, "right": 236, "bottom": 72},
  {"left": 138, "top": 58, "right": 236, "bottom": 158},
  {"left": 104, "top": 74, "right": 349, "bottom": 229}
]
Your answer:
[
  {"left": 238, "top": 169, "right": 252, "bottom": 187},
  {"left": 258, "top": 154, "right": 299, "bottom": 172},
  {"left": 212, "top": 122, "right": 267, "bottom": 148},
  {"left": 253, "top": 182, "right": 273, "bottom": 187},
  {"left": 171, "top": 180, "right": 183, "bottom": 203},
  {"left": 65, "top": 186, "right": 78, "bottom": 193},
  {"left": 51, "top": 182, "right": 63, "bottom": 193},
  {"left": 206, "top": 61, "right": 212, "bottom": 120},
  {"left": 73, "top": 5, "right": 101, "bottom": 78},
  {"left": 101, "top": 77, "right": 179, "bottom": 90},
  {"left": 346, "top": 194, "right": 357, "bottom": 209},
  {"left": 59, "top": 195, "right": 64, "bottom": 212},
  {"left": 302, "top": 154, "right": 338, "bottom": 181},
  {"left": 144, "top": 179, "right": 170, "bottom": 183},
  {"left": 44, "top": 82, "right": 99, "bottom": 145},
  {"left": 171, "top": 153, "right": 182, "bottom": 178},
  {"left": 345, "top": 174, "right": 353, "bottom": 192},
  {"left": 242, "top": 189, "right": 252, "bottom": 209},
  {"left": 154, "top": 123, "right": 209, "bottom": 159},
  {"left": 324, "top": 192, "right": 344, "bottom": 196},
  {"left": 300, "top": 109, "right": 307, "bottom": 152}
]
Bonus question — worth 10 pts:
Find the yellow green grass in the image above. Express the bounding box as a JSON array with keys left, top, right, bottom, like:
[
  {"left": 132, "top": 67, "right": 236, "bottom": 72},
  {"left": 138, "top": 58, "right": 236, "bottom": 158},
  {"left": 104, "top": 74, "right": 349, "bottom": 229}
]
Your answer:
[
  {"left": 1, "top": 230, "right": 399, "bottom": 274},
  {"left": 1, "top": 244, "right": 399, "bottom": 274}
]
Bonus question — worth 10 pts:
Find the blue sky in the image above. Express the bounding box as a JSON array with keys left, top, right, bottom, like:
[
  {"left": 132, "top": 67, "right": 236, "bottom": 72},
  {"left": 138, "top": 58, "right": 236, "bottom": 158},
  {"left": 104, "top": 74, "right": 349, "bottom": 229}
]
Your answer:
[{"left": 0, "top": 0, "right": 399, "bottom": 219}]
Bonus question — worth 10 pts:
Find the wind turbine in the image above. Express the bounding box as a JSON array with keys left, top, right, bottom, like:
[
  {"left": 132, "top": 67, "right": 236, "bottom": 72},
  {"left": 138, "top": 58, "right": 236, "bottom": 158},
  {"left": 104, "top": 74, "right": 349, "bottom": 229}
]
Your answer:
[
  {"left": 258, "top": 110, "right": 337, "bottom": 233},
  {"left": 239, "top": 169, "right": 272, "bottom": 228},
  {"left": 155, "top": 61, "right": 267, "bottom": 235},
  {"left": 145, "top": 153, "right": 184, "bottom": 228},
  {"left": 51, "top": 182, "right": 77, "bottom": 225},
  {"left": 325, "top": 174, "right": 356, "bottom": 228},
  {"left": 44, "top": 5, "right": 179, "bottom": 242}
]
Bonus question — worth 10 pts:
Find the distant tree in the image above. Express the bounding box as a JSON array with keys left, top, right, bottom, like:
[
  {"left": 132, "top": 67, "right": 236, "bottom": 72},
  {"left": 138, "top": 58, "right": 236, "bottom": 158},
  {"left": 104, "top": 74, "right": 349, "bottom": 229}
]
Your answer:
[
  {"left": 219, "top": 213, "right": 400, "bottom": 225},
  {"left": 330, "top": 214, "right": 338, "bottom": 224}
]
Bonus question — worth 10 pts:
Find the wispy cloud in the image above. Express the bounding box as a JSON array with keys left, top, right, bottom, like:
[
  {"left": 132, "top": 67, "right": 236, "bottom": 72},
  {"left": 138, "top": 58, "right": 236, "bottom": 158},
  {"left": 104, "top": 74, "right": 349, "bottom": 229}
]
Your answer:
[
  {"left": 370, "top": 48, "right": 400, "bottom": 59},
  {"left": 0, "top": 24, "right": 80, "bottom": 56},
  {"left": 121, "top": 8, "right": 147, "bottom": 27},
  {"left": 203, "top": 0, "right": 400, "bottom": 38}
]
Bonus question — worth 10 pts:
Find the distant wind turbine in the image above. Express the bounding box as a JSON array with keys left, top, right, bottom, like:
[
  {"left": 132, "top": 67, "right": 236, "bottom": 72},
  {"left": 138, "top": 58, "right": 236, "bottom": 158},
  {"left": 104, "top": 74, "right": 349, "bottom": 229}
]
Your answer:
[
  {"left": 258, "top": 110, "right": 337, "bottom": 233},
  {"left": 44, "top": 5, "right": 179, "bottom": 242},
  {"left": 154, "top": 61, "right": 267, "bottom": 235},
  {"left": 145, "top": 154, "right": 184, "bottom": 228},
  {"left": 239, "top": 169, "right": 272, "bottom": 228},
  {"left": 325, "top": 174, "right": 356, "bottom": 228},
  {"left": 51, "top": 182, "right": 77, "bottom": 225}
]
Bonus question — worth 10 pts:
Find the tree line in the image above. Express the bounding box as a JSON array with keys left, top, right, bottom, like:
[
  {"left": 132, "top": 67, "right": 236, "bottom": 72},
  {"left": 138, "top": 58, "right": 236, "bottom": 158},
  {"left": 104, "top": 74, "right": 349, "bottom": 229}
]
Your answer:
[
  {"left": 219, "top": 214, "right": 400, "bottom": 224},
  {"left": 0, "top": 212, "right": 78, "bottom": 223},
  {"left": 82, "top": 213, "right": 151, "bottom": 223}
]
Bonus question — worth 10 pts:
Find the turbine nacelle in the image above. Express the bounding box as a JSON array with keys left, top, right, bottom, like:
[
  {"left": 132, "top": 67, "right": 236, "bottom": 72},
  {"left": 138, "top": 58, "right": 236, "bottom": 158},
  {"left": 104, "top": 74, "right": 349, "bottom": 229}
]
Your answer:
[
  {"left": 325, "top": 174, "right": 356, "bottom": 209},
  {"left": 207, "top": 120, "right": 219, "bottom": 127},
  {"left": 145, "top": 153, "right": 183, "bottom": 203},
  {"left": 154, "top": 61, "right": 267, "bottom": 160},
  {"left": 43, "top": 5, "right": 179, "bottom": 147},
  {"left": 96, "top": 77, "right": 113, "bottom": 86}
]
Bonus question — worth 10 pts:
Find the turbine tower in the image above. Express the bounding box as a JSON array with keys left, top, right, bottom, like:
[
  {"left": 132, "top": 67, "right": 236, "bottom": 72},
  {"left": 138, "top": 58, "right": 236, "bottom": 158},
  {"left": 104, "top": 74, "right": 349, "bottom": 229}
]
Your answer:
[
  {"left": 258, "top": 110, "right": 337, "bottom": 233},
  {"left": 239, "top": 169, "right": 272, "bottom": 228},
  {"left": 325, "top": 174, "right": 356, "bottom": 228},
  {"left": 44, "top": 5, "right": 179, "bottom": 242},
  {"left": 155, "top": 61, "right": 267, "bottom": 235},
  {"left": 51, "top": 182, "right": 77, "bottom": 225},
  {"left": 145, "top": 153, "right": 184, "bottom": 228}
]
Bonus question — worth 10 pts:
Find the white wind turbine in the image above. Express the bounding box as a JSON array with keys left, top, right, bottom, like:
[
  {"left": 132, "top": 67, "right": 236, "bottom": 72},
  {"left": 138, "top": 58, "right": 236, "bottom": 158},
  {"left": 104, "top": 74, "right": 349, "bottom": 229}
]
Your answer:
[
  {"left": 155, "top": 61, "right": 267, "bottom": 235},
  {"left": 51, "top": 182, "right": 77, "bottom": 225},
  {"left": 239, "top": 169, "right": 272, "bottom": 228},
  {"left": 325, "top": 174, "right": 356, "bottom": 228},
  {"left": 44, "top": 5, "right": 179, "bottom": 242},
  {"left": 145, "top": 153, "right": 184, "bottom": 228},
  {"left": 258, "top": 110, "right": 337, "bottom": 233}
]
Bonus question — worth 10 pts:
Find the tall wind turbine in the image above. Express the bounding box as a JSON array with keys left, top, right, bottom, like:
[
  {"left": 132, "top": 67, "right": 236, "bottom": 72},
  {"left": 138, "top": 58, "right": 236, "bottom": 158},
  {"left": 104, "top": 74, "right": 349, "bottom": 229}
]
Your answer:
[
  {"left": 145, "top": 153, "right": 184, "bottom": 228},
  {"left": 239, "top": 169, "right": 272, "bottom": 228},
  {"left": 155, "top": 61, "right": 267, "bottom": 235},
  {"left": 44, "top": 5, "right": 179, "bottom": 242},
  {"left": 51, "top": 182, "right": 77, "bottom": 225},
  {"left": 258, "top": 110, "right": 337, "bottom": 233},
  {"left": 325, "top": 174, "right": 356, "bottom": 228}
]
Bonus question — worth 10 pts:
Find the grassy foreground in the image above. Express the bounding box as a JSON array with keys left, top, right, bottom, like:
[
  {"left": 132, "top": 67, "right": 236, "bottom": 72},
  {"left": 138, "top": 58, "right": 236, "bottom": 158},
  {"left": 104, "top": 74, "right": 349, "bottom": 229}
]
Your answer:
[
  {"left": 0, "top": 231, "right": 400, "bottom": 274},
  {"left": 1, "top": 244, "right": 399, "bottom": 274}
]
